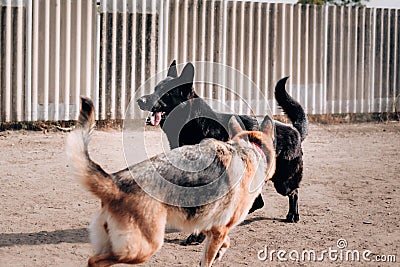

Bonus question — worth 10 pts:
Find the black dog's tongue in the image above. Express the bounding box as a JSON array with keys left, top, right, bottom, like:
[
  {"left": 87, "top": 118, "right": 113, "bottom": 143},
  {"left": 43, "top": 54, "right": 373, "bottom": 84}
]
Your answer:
[{"left": 149, "top": 112, "right": 162, "bottom": 126}]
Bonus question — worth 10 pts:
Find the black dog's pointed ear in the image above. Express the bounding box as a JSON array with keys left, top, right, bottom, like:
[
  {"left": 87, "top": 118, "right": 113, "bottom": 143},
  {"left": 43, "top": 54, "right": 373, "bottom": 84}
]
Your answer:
[
  {"left": 261, "top": 115, "right": 274, "bottom": 141},
  {"left": 179, "top": 62, "right": 194, "bottom": 83},
  {"left": 228, "top": 116, "right": 245, "bottom": 139},
  {"left": 178, "top": 62, "right": 195, "bottom": 98},
  {"left": 167, "top": 60, "right": 178, "bottom": 78}
]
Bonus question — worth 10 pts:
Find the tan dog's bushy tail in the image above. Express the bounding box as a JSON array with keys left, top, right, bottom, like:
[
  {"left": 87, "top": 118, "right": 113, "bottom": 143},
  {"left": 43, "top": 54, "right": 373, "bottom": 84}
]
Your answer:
[{"left": 66, "top": 97, "right": 120, "bottom": 202}]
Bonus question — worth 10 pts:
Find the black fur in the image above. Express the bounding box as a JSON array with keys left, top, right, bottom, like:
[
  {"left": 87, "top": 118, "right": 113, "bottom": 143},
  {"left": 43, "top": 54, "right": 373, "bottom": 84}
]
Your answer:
[
  {"left": 273, "top": 78, "right": 308, "bottom": 223},
  {"left": 275, "top": 77, "right": 308, "bottom": 141},
  {"left": 137, "top": 61, "right": 308, "bottom": 238}
]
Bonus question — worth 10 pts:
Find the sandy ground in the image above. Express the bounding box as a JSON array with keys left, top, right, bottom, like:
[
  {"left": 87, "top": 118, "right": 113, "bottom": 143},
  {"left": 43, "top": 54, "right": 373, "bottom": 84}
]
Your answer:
[{"left": 1, "top": 122, "right": 399, "bottom": 266}]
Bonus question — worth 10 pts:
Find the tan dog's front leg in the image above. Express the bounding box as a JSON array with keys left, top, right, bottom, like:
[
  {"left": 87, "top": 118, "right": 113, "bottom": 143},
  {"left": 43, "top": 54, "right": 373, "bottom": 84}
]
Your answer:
[
  {"left": 213, "top": 235, "right": 230, "bottom": 265},
  {"left": 200, "top": 227, "right": 228, "bottom": 267}
]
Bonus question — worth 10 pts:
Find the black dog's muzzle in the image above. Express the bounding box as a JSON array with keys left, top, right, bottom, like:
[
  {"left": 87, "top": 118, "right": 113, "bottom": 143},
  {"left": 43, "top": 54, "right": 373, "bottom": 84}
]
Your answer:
[
  {"left": 137, "top": 95, "right": 166, "bottom": 126},
  {"left": 137, "top": 96, "right": 153, "bottom": 111}
]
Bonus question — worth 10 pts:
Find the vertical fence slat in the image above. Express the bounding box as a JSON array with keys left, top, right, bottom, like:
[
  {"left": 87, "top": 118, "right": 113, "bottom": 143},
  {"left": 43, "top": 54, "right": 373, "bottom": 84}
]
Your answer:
[
  {"left": 109, "top": 0, "right": 117, "bottom": 119},
  {"left": 64, "top": 0, "right": 72, "bottom": 120},
  {"left": 149, "top": 0, "right": 157, "bottom": 94},
  {"left": 254, "top": 2, "right": 261, "bottom": 115},
  {"left": 310, "top": 5, "right": 316, "bottom": 114},
  {"left": 128, "top": 0, "right": 137, "bottom": 119},
  {"left": 189, "top": 0, "right": 197, "bottom": 61},
  {"left": 170, "top": 0, "right": 178, "bottom": 62},
  {"left": 43, "top": 0, "right": 50, "bottom": 120},
  {"left": 389, "top": 9, "right": 400, "bottom": 112},
  {"left": 323, "top": 5, "right": 328, "bottom": 114},
  {"left": 390, "top": 9, "right": 397, "bottom": 112},
  {"left": 4, "top": 1, "right": 12, "bottom": 121},
  {"left": 99, "top": 0, "right": 106, "bottom": 119},
  {"left": 220, "top": 0, "right": 227, "bottom": 111},
  {"left": 370, "top": 8, "right": 377, "bottom": 113},
  {"left": 227, "top": 1, "right": 236, "bottom": 112},
  {"left": 120, "top": 0, "right": 127, "bottom": 118},
  {"left": 138, "top": 0, "right": 146, "bottom": 107},
  {"left": 198, "top": 0, "right": 206, "bottom": 97},
  {"left": 94, "top": 0, "right": 100, "bottom": 120},
  {"left": 362, "top": 7, "right": 369, "bottom": 114},
  {"left": 24, "top": 0, "right": 32, "bottom": 121},
  {"left": 84, "top": 0, "right": 93, "bottom": 98},
  {"left": 31, "top": 0, "right": 40, "bottom": 121},
  {"left": 14, "top": 0, "right": 24, "bottom": 121},
  {"left": 157, "top": 0, "right": 166, "bottom": 76},
  {"left": 376, "top": 8, "right": 383, "bottom": 113},
  {"left": 292, "top": 5, "right": 302, "bottom": 114},
  {"left": 262, "top": 3, "right": 270, "bottom": 107},
  {"left": 353, "top": 8, "right": 358, "bottom": 113},
  {"left": 317, "top": 5, "right": 324, "bottom": 115},
  {"left": 356, "top": 7, "right": 363, "bottom": 113},
  {"left": 388, "top": 8, "right": 393, "bottom": 112},
  {"left": 344, "top": 7, "right": 350, "bottom": 113},
  {"left": 181, "top": 0, "right": 188, "bottom": 61},
  {"left": 384, "top": 9, "right": 390, "bottom": 112},
  {"left": 338, "top": 6, "right": 344, "bottom": 114},
  {"left": 53, "top": 0, "right": 61, "bottom": 120}
]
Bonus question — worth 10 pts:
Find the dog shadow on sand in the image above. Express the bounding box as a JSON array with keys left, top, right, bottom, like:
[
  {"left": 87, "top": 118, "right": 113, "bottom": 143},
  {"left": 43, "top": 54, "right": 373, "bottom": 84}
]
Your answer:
[
  {"left": 0, "top": 228, "right": 89, "bottom": 247},
  {"left": 239, "top": 216, "right": 286, "bottom": 226},
  {"left": 164, "top": 216, "right": 284, "bottom": 245},
  {"left": 0, "top": 217, "right": 282, "bottom": 247}
]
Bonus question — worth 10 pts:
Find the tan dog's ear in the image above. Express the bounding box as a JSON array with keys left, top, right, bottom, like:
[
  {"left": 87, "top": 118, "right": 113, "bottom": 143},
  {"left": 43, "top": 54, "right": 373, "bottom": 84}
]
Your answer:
[
  {"left": 167, "top": 60, "right": 178, "bottom": 78},
  {"left": 261, "top": 115, "right": 274, "bottom": 140},
  {"left": 228, "top": 116, "right": 245, "bottom": 139}
]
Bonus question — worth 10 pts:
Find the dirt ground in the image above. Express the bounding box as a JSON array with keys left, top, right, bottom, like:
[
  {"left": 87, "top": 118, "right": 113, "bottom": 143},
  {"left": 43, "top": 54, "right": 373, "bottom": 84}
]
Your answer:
[{"left": 1, "top": 122, "right": 399, "bottom": 266}]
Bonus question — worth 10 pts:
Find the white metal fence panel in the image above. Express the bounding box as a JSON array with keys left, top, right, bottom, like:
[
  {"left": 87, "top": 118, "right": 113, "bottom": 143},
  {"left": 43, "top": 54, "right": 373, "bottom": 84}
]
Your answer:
[
  {"left": 0, "top": 0, "right": 96, "bottom": 122},
  {"left": 98, "top": 0, "right": 160, "bottom": 120},
  {"left": 0, "top": 0, "right": 399, "bottom": 122},
  {"left": 1, "top": 0, "right": 25, "bottom": 122}
]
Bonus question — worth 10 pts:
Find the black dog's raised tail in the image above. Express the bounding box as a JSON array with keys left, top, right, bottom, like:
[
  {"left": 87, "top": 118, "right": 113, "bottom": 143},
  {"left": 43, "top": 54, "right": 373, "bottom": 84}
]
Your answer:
[
  {"left": 274, "top": 77, "right": 308, "bottom": 141},
  {"left": 66, "top": 97, "right": 119, "bottom": 203}
]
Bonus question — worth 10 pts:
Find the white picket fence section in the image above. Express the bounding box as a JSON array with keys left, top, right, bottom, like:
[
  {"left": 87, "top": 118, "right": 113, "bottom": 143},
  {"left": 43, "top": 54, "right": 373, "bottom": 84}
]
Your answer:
[{"left": 0, "top": 0, "right": 399, "bottom": 122}]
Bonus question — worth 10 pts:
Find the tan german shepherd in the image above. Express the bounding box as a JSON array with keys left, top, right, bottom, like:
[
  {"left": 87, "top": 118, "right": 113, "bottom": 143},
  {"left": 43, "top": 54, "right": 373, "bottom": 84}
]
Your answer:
[{"left": 66, "top": 97, "right": 276, "bottom": 267}]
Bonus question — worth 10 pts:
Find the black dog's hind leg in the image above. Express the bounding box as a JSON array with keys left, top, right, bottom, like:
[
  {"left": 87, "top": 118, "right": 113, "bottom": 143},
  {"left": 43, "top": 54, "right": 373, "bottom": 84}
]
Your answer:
[
  {"left": 182, "top": 232, "right": 206, "bottom": 246},
  {"left": 285, "top": 189, "right": 299, "bottom": 223},
  {"left": 249, "top": 194, "right": 264, "bottom": 214}
]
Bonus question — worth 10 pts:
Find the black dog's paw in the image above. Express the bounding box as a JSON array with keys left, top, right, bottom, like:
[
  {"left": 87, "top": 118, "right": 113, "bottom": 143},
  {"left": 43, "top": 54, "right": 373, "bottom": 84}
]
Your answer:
[
  {"left": 285, "top": 213, "right": 299, "bottom": 223},
  {"left": 181, "top": 233, "right": 206, "bottom": 246}
]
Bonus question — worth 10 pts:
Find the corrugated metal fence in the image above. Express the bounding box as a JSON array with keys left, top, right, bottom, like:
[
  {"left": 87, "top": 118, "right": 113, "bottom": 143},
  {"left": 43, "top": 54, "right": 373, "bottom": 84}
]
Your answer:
[
  {"left": 0, "top": 0, "right": 399, "bottom": 122},
  {"left": 0, "top": 0, "right": 96, "bottom": 122}
]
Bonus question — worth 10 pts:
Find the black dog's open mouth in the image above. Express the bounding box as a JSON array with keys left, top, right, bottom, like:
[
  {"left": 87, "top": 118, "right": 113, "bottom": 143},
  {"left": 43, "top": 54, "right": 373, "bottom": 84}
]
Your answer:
[{"left": 146, "top": 112, "right": 165, "bottom": 126}]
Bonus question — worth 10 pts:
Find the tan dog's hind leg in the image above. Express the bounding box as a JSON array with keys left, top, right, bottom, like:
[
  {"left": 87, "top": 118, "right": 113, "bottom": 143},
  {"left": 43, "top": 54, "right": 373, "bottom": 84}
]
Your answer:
[
  {"left": 200, "top": 227, "right": 228, "bottom": 267},
  {"left": 88, "top": 213, "right": 166, "bottom": 267},
  {"left": 87, "top": 237, "right": 162, "bottom": 267}
]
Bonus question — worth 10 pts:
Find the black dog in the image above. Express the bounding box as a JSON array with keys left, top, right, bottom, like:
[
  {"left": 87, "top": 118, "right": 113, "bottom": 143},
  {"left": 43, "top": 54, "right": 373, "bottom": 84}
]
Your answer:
[{"left": 137, "top": 61, "right": 308, "bottom": 241}]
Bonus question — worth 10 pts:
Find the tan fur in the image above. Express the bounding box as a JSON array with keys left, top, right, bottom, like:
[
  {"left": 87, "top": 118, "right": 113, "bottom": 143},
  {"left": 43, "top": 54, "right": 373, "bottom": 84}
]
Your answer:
[{"left": 67, "top": 97, "right": 276, "bottom": 267}]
